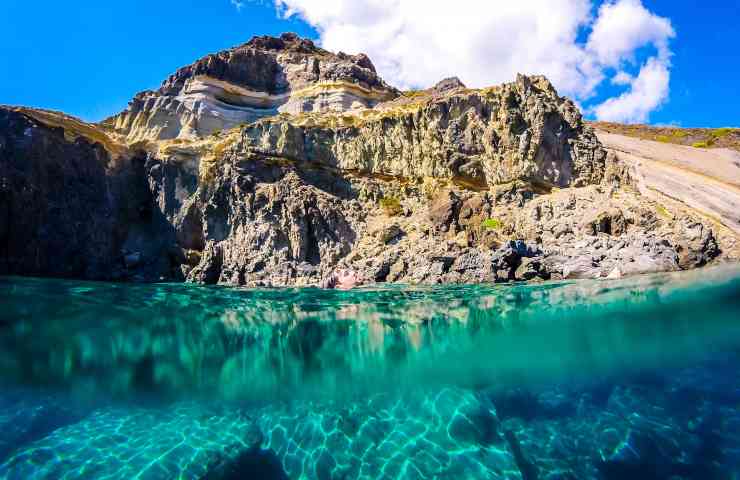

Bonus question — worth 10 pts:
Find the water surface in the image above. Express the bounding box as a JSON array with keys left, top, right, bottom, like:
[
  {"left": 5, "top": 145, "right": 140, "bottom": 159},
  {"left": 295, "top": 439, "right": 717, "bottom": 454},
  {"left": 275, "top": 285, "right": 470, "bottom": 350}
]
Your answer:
[{"left": 1, "top": 267, "right": 739, "bottom": 479}]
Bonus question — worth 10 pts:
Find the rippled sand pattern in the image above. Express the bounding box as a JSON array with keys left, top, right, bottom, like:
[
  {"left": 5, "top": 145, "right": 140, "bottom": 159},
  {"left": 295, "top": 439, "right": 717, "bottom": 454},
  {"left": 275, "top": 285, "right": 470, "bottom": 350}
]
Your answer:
[{"left": 1, "top": 267, "right": 739, "bottom": 478}]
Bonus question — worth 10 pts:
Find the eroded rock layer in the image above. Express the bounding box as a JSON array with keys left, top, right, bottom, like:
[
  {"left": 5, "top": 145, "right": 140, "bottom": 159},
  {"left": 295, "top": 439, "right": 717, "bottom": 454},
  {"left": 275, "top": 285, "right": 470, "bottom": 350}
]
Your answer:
[
  {"left": 103, "top": 33, "right": 399, "bottom": 142},
  {"left": 236, "top": 74, "right": 611, "bottom": 189}
]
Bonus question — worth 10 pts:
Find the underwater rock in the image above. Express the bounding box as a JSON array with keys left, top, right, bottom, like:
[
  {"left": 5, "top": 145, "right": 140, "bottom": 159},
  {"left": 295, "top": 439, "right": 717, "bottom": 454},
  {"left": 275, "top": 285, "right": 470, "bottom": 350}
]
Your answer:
[
  {"left": 0, "top": 392, "right": 89, "bottom": 465},
  {"left": 202, "top": 446, "right": 288, "bottom": 480}
]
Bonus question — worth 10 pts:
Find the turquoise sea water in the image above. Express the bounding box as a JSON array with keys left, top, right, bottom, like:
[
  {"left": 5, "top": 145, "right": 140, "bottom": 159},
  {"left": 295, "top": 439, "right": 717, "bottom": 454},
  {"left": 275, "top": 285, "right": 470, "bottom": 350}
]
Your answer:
[{"left": 1, "top": 266, "right": 740, "bottom": 479}]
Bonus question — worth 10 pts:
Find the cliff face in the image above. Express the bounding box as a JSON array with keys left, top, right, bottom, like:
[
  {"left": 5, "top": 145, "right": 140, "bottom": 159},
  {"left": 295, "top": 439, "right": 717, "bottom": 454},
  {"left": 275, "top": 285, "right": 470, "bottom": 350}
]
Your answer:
[
  {"left": 0, "top": 33, "right": 732, "bottom": 285},
  {"left": 0, "top": 109, "right": 182, "bottom": 281},
  {"left": 104, "top": 33, "right": 399, "bottom": 142},
  {"left": 236, "top": 74, "right": 608, "bottom": 189}
]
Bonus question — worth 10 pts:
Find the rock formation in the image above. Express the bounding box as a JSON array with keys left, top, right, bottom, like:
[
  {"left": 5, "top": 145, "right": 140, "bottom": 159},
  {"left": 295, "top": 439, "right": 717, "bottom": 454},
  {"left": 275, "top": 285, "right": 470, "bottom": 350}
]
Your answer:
[
  {"left": 0, "top": 108, "right": 183, "bottom": 281},
  {"left": 103, "top": 33, "right": 399, "bottom": 142},
  {"left": 0, "top": 33, "right": 734, "bottom": 286}
]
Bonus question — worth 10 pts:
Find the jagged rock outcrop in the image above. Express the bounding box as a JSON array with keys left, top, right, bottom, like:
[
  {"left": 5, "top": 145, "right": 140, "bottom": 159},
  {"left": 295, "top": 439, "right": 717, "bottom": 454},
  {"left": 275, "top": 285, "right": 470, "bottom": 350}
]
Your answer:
[
  {"left": 0, "top": 108, "right": 182, "bottom": 281},
  {"left": 236, "top": 74, "right": 610, "bottom": 189},
  {"left": 104, "top": 33, "right": 399, "bottom": 142},
  {"left": 0, "top": 33, "right": 733, "bottom": 286}
]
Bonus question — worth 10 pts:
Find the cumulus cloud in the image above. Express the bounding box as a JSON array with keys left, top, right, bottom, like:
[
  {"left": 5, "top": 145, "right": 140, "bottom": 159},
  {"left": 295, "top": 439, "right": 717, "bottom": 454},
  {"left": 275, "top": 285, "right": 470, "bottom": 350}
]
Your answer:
[
  {"left": 587, "top": 0, "right": 674, "bottom": 66},
  {"left": 611, "top": 71, "right": 634, "bottom": 86},
  {"left": 592, "top": 57, "right": 671, "bottom": 123},
  {"left": 272, "top": 0, "right": 675, "bottom": 123}
]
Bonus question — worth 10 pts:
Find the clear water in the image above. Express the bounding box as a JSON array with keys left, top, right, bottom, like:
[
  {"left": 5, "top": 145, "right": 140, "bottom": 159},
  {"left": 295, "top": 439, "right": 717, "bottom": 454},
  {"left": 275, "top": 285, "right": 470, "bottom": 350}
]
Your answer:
[{"left": 1, "top": 266, "right": 739, "bottom": 479}]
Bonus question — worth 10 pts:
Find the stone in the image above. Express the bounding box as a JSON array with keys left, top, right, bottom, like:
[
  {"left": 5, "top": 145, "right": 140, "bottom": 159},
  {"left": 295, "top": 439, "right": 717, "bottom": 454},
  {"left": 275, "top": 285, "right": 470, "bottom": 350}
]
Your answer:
[
  {"left": 562, "top": 257, "right": 600, "bottom": 280},
  {"left": 674, "top": 219, "right": 720, "bottom": 268},
  {"left": 428, "top": 191, "right": 461, "bottom": 233},
  {"left": 515, "top": 257, "right": 548, "bottom": 281},
  {"left": 619, "top": 254, "right": 676, "bottom": 277},
  {"left": 553, "top": 223, "right": 573, "bottom": 239},
  {"left": 454, "top": 230, "right": 470, "bottom": 248},
  {"left": 0, "top": 108, "right": 180, "bottom": 282},
  {"left": 372, "top": 223, "right": 402, "bottom": 244},
  {"left": 583, "top": 208, "right": 627, "bottom": 236},
  {"left": 187, "top": 242, "right": 223, "bottom": 284},
  {"left": 386, "top": 259, "right": 407, "bottom": 282},
  {"left": 606, "top": 266, "right": 622, "bottom": 279}
]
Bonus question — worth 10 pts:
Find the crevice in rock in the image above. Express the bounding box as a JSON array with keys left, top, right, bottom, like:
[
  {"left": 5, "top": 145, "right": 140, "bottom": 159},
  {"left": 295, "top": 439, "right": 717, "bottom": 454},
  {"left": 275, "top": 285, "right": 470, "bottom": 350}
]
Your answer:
[{"left": 305, "top": 217, "right": 322, "bottom": 266}]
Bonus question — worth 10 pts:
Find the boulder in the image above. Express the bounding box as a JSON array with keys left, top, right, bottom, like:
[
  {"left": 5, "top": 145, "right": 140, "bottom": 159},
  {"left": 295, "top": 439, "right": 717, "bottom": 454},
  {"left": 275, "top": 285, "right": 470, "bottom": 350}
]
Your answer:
[
  {"left": 515, "top": 257, "right": 549, "bottom": 281},
  {"left": 674, "top": 219, "right": 719, "bottom": 268},
  {"left": 583, "top": 208, "right": 627, "bottom": 236},
  {"left": 371, "top": 223, "right": 403, "bottom": 244},
  {"left": 562, "top": 257, "right": 600, "bottom": 279},
  {"left": 428, "top": 191, "right": 461, "bottom": 233},
  {"left": 187, "top": 242, "right": 223, "bottom": 284}
]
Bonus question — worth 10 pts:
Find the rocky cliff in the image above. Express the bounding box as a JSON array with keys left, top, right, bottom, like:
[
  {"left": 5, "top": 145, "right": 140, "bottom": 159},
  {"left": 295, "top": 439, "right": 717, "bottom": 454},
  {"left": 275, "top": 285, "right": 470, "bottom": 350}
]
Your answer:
[
  {"left": 103, "top": 33, "right": 399, "bottom": 142},
  {"left": 0, "top": 34, "right": 733, "bottom": 286},
  {"left": 0, "top": 108, "right": 184, "bottom": 280}
]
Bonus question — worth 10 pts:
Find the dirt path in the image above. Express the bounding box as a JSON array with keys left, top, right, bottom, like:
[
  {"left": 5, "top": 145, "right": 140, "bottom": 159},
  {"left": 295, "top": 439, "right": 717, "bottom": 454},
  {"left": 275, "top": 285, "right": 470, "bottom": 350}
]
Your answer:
[{"left": 597, "top": 131, "right": 740, "bottom": 235}]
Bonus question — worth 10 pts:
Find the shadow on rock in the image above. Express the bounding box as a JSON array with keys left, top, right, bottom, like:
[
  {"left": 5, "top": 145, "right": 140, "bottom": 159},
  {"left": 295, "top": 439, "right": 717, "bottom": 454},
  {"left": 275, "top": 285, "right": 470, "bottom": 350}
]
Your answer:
[
  {"left": 490, "top": 388, "right": 576, "bottom": 422},
  {"left": 201, "top": 446, "right": 288, "bottom": 480}
]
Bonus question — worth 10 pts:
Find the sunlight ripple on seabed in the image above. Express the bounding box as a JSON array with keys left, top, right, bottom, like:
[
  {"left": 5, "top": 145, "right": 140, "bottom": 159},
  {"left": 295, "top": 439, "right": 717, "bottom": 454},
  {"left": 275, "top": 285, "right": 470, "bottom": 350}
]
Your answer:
[{"left": 0, "top": 266, "right": 739, "bottom": 479}]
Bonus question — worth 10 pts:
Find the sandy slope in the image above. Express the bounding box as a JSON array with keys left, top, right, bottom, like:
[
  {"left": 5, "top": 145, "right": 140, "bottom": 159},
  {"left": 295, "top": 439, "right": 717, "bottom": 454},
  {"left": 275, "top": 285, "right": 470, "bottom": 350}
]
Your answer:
[{"left": 597, "top": 131, "right": 740, "bottom": 235}]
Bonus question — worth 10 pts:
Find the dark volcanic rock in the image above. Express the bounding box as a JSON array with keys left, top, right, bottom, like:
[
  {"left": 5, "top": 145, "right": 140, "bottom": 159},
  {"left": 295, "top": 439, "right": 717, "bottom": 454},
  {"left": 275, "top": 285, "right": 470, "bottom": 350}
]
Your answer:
[
  {"left": 0, "top": 109, "right": 118, "bottom": 278},
  {"left": 0, "top": 108, "right": 179, "bottom": 281}
]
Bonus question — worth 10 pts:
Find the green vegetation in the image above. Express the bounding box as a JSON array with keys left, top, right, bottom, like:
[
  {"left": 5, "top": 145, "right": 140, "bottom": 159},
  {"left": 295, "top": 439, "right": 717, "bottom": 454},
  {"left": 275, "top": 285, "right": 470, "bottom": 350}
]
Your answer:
[
  {"left": 590, "top": 121, "right": 740, "bottom": 153},
  {"left": 711, "top": 127, "right": 734, "bottom": 138},
  {"left": 379, "top": 196, "right": 403, "bottom": 216},
  {"left": 655, "top": 204, "right": 672, "bottom": 219},
  {"left": 402, "top": 89, "right": 427, "bottom": 98},
  {"left": 481, "top": 218, "right": 503, "bottom": 230}
]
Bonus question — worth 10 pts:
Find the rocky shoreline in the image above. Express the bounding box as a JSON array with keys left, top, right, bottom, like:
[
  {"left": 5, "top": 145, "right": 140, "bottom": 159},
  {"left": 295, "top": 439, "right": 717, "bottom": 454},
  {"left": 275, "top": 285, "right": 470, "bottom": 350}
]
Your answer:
[{"left": 0, "top": 33, "right": 734, "bottom": 286}]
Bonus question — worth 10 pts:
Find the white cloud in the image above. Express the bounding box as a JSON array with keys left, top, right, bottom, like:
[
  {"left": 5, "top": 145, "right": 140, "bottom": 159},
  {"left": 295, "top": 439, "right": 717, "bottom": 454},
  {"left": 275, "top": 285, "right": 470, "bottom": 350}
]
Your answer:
[
  {"left": 611, "top": 71, "right": 634, "bottom": 86},
  {"left": 586, "top": 0, "right": 674, "bottom": 66},
  {"left": 591, "top": 57, "right": 671, "bottom": 123},
  {"left": 272, "top": 0, "right": 675, "bottom": 123},
  {"left": 231, "top": 0, "right": 245, "bottom": 12}
]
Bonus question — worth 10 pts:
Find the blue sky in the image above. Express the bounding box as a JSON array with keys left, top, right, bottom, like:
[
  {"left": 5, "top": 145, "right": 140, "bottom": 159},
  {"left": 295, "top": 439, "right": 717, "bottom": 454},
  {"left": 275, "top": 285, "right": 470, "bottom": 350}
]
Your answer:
[{"left": 0, "top": 1, "right": 736, "bottom": 127}]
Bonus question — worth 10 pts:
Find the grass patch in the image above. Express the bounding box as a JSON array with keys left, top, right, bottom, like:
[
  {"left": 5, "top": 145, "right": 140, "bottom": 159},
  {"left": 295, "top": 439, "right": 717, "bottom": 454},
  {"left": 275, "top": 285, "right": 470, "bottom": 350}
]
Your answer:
[
  {"left": 671, "top": 130, "right": 688, "bottom": 139},
  {"left": 655, "top": 204, "right": 672, "bottom": 219},
  {"left": 655, "top": 135, "right": 671, "bottom": 143},
  {"left": 402, "top": 90, "right": 427, "bottom": 98},
  {"left": 692, "top": 141, "right": 710, "bottom": 148},
  {"left": 379, "top": 196, "right": 403, "bottom": 216},
  {"left": 481, "top": 218, "right": 503, "bottom": 230},
  {"left": 711, "top": 127, "right": 734, "bottom": 138}
]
